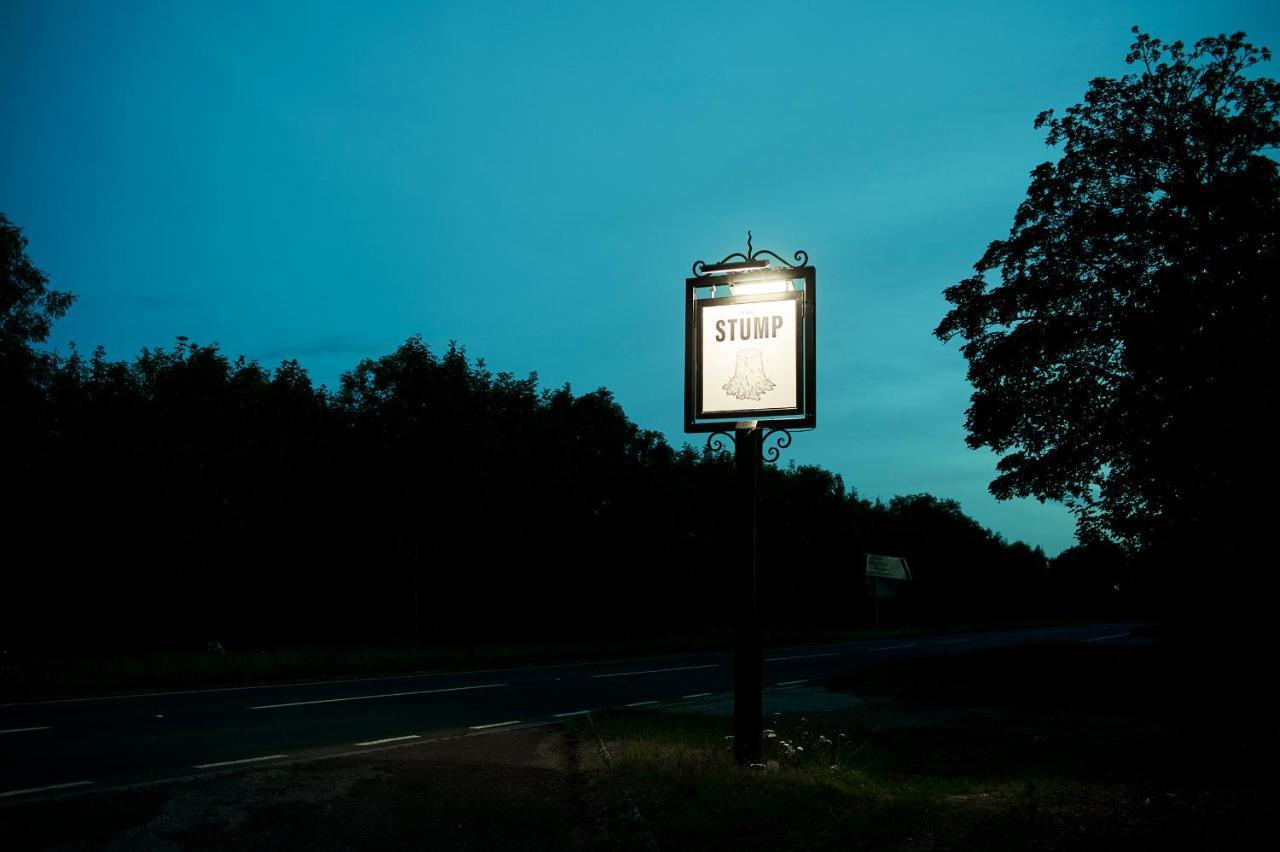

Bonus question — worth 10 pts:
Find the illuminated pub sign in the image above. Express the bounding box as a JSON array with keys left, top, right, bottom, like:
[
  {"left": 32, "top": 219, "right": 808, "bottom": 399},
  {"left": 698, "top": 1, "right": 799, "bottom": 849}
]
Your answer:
[{"left": 684, "top": 262, "right": 816, "bottom": 433}]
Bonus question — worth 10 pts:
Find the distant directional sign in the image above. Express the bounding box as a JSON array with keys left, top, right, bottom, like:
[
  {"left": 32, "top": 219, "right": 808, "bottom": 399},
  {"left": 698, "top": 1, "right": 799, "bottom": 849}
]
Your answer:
[{"left": 865, "top": 554, "right": 911, "bottom": 581}]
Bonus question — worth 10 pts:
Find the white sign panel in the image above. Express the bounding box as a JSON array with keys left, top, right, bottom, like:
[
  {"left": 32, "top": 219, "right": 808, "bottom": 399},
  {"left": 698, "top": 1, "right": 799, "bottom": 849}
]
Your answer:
[{"left": 699, "top": 293, "right": 800, "bottom": 417}]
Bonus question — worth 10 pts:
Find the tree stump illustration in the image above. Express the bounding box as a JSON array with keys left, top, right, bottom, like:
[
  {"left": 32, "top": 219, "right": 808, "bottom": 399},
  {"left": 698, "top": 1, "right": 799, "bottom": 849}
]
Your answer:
[{"left": 722, "top": 348, "right": 775, "bottom": 401}]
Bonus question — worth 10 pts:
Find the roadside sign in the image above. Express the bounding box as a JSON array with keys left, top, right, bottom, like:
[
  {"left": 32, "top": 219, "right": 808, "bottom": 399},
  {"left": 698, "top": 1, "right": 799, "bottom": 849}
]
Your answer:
[
  {"left": 681, "top": 235, "right": 817, "bottom": 766},
  {"left": 684, "top": 262, "right": 816, "bottom": 433},
  {"left": 865, "top": 554, "right": 911, "bottom": 581}
]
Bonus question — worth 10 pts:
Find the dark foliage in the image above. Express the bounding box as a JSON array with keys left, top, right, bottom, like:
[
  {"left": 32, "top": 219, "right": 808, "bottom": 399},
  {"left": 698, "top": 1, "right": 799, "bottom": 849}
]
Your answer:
[
  {"left": 2, "top": 213, "right": 77, "bottom": 541},
  {"left": 936, "top": 30, "right": 1279, "bottom": 631},
  {"left": 1, "top": 214, "right": 1084, "bottom": 651}
]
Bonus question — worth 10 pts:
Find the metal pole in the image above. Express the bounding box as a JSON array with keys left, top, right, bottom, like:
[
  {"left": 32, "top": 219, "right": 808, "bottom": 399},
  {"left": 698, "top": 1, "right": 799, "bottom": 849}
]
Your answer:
[
  {"left": 873, "top": 577, "right": 879, "bottom": 630},
  {"left": 733, "top": 426, "right": 763, "bottom": 764}
]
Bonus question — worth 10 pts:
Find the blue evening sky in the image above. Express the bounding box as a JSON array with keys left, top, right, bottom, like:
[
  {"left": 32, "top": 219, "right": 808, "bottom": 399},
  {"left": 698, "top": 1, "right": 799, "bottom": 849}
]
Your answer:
[{"left": 5, "top": 1, "right": 1277, "bottom": 555}]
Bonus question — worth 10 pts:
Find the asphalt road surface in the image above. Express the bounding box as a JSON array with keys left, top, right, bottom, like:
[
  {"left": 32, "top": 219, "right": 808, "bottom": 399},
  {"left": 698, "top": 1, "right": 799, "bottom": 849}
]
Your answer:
[{"left": 0, "top": 623, "right": 1139, "bottom": 804}]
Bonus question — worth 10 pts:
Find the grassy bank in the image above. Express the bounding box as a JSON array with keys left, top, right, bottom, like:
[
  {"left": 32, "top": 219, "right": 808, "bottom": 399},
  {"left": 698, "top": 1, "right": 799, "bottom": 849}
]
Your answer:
[
  {"left": 0, "top": 616, "right": 1098, "bottom": 702},
  {"left": 0, "top": 632, "right": 722, "bottom": 702},
  {"left": 587, "top": 643, "right": 1274, "bottom": 850}
]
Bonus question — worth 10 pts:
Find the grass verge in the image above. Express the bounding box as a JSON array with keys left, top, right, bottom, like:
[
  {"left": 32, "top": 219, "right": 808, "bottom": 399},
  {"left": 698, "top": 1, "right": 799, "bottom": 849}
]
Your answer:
[
  {"left": 0, "top": 617, "right": 1095, "bottom": 702},
  {"left": 0, "top": 633, "right": 719, "bottom": 702},
  {"left": 586, "top": 643, "right": 1275, "bottom": 850}
]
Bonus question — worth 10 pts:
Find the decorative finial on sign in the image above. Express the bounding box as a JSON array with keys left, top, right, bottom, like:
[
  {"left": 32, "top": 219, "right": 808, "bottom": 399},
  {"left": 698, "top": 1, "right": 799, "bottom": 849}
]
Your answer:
[{"left": 692, "top": 233, "right": 809, "bottom": 277}]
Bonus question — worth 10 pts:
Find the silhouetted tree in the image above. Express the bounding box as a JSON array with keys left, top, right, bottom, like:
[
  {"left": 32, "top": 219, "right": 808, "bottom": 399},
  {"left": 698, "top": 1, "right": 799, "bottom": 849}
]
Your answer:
[
  {"left": 3, "top": 214, "right": 78, "bottom": 646},
  {"left": 1, "top": 214, "right": 75, "bottom": 379},
  {"left": 1, "top": 211, "right": 1075, "bottom": 656},
  {"left": 1047, "top": 540, "right": 1130, "bottom": 616},
  {"left": 935, "top": 30, "right": 1279, "bottom": 626},
  {"left": 2, "top": 213, "right": 75, "bottom": 476}
]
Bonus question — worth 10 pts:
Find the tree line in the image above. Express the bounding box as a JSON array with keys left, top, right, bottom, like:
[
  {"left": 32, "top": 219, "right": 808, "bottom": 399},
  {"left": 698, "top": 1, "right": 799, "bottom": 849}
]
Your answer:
[
  {"left": 3, "top": 215, "right": 1110, "bottom": 650},
  {"left": 8, "top": 26, "right": 1272, "bottom": 654}
]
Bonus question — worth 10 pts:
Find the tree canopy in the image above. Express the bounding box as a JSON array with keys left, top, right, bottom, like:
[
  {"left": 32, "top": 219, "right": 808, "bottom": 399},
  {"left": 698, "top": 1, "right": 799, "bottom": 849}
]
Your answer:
[
  {"left": 936, "top": 29, "right": 1279, "bottom": 568},
  {"left": 1, "top": 213, "right": 75, "bottom": 358},
  {"left": 0, "top": 331, "right": 1071, "bottom": 649},
  {"left": 1, "top": 209, "right": 1101, "bottom": 654}
]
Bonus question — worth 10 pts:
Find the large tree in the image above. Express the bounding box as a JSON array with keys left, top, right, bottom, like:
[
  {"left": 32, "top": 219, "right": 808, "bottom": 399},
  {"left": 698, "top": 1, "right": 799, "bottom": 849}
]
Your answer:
[
  {"left": 1, "top": 213, "right": 75, "bottom": 385},
  {"left": 936, "top": 29, "right": 1279, "bottom": 577},
  {"left": 2, "top": 214, "right": 76, "bottom": 507}
]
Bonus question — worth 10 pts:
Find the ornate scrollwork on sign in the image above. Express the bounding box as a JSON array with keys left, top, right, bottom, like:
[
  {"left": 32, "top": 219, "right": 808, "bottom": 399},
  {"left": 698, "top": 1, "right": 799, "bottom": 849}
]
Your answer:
[
  {"left": 706, "top": 427, "right": 797, "bottom": 461},
  {"left": 761, "top": 428, "right": 793, "bottom": 463},
  {"left": 751, "top": 248, "right": 809, "bottom": 269},
  {"left": 692, "top": 231, "right": 810, "bottom": 277},
  {"left": 706, "top": 430, "right": 735, "bottom": 454}
]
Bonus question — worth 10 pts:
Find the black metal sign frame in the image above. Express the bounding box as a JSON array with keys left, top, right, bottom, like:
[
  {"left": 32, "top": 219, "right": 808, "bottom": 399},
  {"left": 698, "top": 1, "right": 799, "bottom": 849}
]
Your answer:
[{"left": 684, "top": 265, "right": 816, "bottom": 434}]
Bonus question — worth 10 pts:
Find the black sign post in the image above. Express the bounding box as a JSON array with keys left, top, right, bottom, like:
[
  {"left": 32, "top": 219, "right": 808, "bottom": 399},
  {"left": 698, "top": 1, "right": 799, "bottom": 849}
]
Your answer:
[
  {"left": 733, "top": 424, "right": 763, "bottom": 763},
  {"left": 685, "top": 234, "right": 816, "bottom": 765}
]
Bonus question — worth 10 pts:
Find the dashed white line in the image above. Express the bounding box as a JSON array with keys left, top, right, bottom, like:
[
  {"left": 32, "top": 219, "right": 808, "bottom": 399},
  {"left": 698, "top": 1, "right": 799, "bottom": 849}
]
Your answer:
[
  {"left": 0, "top": 726, "right": 52, "bottom": 735},
  {"left": 553, "top": 710, "right": 598, "bottom": 718},
  {"left": 591, "top": 664, "right": 719, "bottom": 679},
  {"left": 776, "top": 679, "right": 808, "bottom": 686},
  {"left": 251, "top": 683, "right": 507, "bottom": 709},
  {"left": 1086, "top": 633, "right": 1130, "bottom": 642},
  {"left": 469, "top": 720, "right": 521, "bottom": 730},
  {"left": 625, "top": 700, "right": 659, "bottom": 707},
  {"left": 0, "top": 780, "right": 93, "bottom": 798},
  {"left": 193, "top": 754, "right": 285, "bottom": 769},
  {"left": 765, "top": 652, "right": 839, "bottom": 662},
  {"left": 355, "top": 734, "right": 420, "bottom": 746},
  {"left": 867, "top": 644, "right": 917, "bottom": 652},
  {"left": 682, "top": 692, "right": 712, "bottom": 699}
]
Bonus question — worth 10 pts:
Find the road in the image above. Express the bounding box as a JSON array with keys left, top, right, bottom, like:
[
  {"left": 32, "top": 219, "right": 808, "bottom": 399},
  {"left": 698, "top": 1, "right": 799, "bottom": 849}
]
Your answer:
[{"left": 0, "top": 623, "right": 1138, "bottom": 803}]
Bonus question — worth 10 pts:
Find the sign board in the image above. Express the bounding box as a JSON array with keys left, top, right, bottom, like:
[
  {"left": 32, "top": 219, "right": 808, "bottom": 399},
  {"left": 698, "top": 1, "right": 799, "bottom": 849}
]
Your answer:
[
  {"left": 685, "top": 266, "right": 816, "bottom": 433},
  {"left": 699, "top": 291, "right": 800, "bottom": 417},
  {"left": 865, "top": 554, "right": 911, "bottom": 581}
]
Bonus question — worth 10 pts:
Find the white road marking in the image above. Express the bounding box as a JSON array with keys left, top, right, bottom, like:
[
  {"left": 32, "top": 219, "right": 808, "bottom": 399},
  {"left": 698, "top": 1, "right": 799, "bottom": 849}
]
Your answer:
[
  {"left": 682, "top": 692, "right": 712, "bottom": 699},
  {"left": 251, "top": 683, "right": 507, "bottom": 710},
  {"left": 866, "top": 644, "right": 916, "bottom": 652},
  {"left": 1086, "top": 633, "right": 1130, "bottom": 642},
  {"left": 0, "top": 724, "right": 566, "bottom": 803},
  {"left": 765, "top": 652, "right": 838, "bottom": 662},
  {"left": 776, "top": 679, "right": 808, "bottom": 686},
  {"left": 469, "top": 720, "right": 521, "bottom": 730},
  {"left": 355, "top": 734, "right": 420, "bottom": 746},
  {"left": 0, "top": 726, "right": 52, "bottom": 735},
  {"left": 0, "top": 676, "right": 448, "bottom": 708},
  {"left": 0, "top": 780, "right": 93, "bottom": 798},
  {"left": 625, "top": 700, "right": 658, "bottom": 707},
  {"left": 0, "top": 664, "right": 529, "bottom": 709},
  {"left": 937, "top": 638, "right": 971, "bottom": 645},
  {"left": 553, "top": 710, "right": 597, "bottom": 718},
  {"left": 591, "top": 664, "right": 719, "bottom": 679},
  {"left": 192, "top": 754, "right": 285, "bottom": 769}
]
